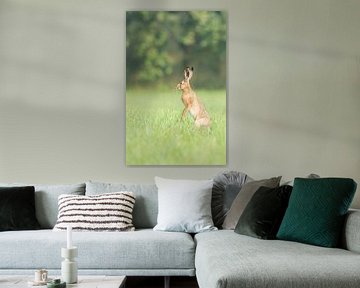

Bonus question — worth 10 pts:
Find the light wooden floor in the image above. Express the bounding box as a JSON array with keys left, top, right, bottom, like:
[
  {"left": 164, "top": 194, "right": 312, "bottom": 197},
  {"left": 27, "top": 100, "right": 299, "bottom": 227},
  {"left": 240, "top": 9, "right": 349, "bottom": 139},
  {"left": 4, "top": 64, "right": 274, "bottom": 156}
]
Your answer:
[{"left": 126, "top": 276, "right": 199, "bottom": 288}]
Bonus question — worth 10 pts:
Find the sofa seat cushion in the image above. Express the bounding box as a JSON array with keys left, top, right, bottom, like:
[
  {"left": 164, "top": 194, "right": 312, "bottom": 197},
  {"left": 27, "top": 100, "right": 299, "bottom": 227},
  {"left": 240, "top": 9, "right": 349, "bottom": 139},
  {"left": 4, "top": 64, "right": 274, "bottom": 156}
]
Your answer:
[
  {"left": 0, "top": 229, "right": 195, "bottom": 271},
  {"left": 195, "top": 230, "right": 360, "bottom": 288}
]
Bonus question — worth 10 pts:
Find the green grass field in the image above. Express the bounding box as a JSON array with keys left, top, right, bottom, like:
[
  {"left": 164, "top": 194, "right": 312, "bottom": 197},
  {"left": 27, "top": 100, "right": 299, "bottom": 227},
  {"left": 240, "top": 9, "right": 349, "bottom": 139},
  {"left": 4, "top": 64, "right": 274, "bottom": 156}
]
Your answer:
[{"left": 126, "top": 89, "right": 226, "bottom": 165}]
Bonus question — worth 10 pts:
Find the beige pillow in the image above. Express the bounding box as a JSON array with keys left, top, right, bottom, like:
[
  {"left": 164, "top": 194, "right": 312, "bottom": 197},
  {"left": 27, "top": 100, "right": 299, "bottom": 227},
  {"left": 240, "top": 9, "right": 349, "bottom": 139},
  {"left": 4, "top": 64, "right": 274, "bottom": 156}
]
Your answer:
[{"left": 222, "top": 176, "right": 281, "bottom": 230}]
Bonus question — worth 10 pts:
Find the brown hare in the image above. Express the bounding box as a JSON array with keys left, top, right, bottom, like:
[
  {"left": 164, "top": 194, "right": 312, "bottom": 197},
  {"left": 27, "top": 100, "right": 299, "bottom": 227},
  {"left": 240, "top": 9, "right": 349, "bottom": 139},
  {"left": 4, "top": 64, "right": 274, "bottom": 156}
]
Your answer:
[{"left": 176, "top": 67, "right": 211, "bottom": 128}]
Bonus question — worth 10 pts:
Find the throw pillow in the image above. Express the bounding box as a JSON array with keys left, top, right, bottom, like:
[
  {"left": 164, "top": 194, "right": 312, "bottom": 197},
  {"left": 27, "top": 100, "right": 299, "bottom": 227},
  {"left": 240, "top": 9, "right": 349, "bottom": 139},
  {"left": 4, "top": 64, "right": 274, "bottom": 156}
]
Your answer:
[
  {"left": 212, "top": 171, "right": 249, "bottom": 228},
  {"left": 277, "top": 178, "right": 357, "bottom": 248},
  {"left": 153, "top": 177, "right": 217, "bottom": 233},
  {"left": 222, "top": 176, "right": 281, "bottom": 230},
  {"left": 53, "top": 192, "right": 136, "bottom": 232},
  {"left": 234, "top": 185, "right": 293, "bottom": 239},
  {"left": 0, "top": 186, "right": 41, "bottom": 231}
]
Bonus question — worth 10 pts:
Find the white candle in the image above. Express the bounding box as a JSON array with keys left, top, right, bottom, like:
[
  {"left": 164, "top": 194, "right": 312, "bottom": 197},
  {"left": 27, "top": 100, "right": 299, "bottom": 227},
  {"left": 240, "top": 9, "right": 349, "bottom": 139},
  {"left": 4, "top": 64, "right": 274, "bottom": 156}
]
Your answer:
[{"left": 67, "top": 225, "right": 72, "bottom": 249}]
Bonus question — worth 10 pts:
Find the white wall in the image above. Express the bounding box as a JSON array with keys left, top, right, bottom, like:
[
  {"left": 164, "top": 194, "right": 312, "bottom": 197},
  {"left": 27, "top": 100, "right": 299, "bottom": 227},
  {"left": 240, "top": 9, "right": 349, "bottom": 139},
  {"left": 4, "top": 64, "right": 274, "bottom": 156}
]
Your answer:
[{"left": 0, "top": 0, "right": 359, "bottom": 207}]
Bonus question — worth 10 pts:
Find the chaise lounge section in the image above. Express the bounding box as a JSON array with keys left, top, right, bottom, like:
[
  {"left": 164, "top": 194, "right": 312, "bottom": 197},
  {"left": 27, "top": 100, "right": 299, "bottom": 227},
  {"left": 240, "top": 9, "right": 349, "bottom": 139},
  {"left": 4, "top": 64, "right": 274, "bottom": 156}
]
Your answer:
[{"left": 195, "top": 214, "right": 360, "bottom": 288}]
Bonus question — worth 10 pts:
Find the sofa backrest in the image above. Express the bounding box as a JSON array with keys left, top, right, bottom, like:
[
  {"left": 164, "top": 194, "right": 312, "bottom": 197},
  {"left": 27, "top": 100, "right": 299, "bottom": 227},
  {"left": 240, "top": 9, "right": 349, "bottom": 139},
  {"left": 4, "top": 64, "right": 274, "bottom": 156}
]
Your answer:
[
  {"left": 86, "top": 181, "right": 158, "bottom": 229},
  {"left": 0, "top": 183, "right": 86, "bottom": 229}
]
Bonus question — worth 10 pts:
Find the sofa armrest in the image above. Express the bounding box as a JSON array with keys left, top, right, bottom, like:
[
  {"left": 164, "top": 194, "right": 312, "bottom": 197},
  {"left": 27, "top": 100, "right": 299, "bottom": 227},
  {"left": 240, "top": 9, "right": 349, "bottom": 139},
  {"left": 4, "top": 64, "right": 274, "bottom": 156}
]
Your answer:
[{"left": 342, "top": 209, "right": 360, "bottom": 253}]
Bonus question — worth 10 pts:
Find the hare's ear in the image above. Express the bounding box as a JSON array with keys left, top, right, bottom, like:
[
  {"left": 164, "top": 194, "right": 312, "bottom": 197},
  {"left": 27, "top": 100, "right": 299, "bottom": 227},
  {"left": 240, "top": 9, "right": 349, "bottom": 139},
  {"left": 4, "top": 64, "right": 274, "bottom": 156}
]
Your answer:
[
  {"left": 184, "top": 66, "right": 193, "bottom": 80},
  {"left": 184, "top": 67, "right": 189, "bottom": 79},
  {"left": 188, "top": 67, "right": 193, "bottom": 80}
]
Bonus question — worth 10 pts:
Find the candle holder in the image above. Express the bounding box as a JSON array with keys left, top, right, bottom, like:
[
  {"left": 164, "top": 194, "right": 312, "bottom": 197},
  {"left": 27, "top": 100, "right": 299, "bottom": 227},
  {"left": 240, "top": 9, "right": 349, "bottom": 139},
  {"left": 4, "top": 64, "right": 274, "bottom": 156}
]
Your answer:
[{"left": 61, "top": 247, "right": 78, "bottom": 284}]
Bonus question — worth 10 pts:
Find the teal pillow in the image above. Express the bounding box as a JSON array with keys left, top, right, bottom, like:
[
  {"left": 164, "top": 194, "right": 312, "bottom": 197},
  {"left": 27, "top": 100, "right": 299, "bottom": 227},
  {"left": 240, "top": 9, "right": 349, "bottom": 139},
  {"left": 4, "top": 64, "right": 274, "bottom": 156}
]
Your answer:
[{"left": 277, "top": 178, "right": 357, "bottom": 247}]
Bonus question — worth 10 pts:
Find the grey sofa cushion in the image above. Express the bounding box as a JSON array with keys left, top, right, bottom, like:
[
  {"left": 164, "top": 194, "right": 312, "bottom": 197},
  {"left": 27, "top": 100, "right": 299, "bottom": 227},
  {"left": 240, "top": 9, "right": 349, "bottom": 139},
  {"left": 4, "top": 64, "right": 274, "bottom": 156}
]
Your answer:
[
  {"left": 0, "top": 183, "right": 85, "bottom": 228},
  {"left": 195, "top": 230, "right": 360, "bottom": 288},
  {"left": 86, "top": 181, "right": 158, "bottom": 229},
  {"left": 0, "top": 229, "right": 195, "bottom": 271}
]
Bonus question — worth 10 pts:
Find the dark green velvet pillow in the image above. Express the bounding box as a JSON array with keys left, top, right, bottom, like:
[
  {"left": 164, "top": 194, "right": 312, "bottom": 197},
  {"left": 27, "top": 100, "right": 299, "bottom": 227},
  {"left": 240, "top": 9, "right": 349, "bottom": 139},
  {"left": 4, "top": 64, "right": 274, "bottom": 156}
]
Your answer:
[
  {"left": 234, "top": 185, "right": 292, "bottom": 239},
  {"left": 277, "top": 178, "right": 357, "bottom": 247},
  {"left": 0, "top": 186, "right": 41, "bottom": 231}
]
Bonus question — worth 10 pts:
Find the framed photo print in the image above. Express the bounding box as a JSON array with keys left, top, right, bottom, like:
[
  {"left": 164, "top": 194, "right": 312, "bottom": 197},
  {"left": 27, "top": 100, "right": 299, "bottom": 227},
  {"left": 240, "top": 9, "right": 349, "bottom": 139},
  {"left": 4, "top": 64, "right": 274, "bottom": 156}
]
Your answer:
[{"left": 126, "top": 11, "right": 227, "bottom": 165}]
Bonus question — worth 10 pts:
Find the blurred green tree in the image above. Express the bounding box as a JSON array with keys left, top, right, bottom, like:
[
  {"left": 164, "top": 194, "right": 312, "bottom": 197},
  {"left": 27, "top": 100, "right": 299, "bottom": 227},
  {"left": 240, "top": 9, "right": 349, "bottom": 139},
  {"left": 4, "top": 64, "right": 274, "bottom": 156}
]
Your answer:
[{"left": 126, "top": 11, "right": 226, "bottom": 89}]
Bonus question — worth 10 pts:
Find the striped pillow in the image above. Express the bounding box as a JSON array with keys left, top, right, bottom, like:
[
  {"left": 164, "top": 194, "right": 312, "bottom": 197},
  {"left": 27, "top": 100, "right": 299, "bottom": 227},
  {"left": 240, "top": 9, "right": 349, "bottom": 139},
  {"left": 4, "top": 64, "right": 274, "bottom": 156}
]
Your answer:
[{"left": 53, "top": 192, "right": 136, "bottom": 232}]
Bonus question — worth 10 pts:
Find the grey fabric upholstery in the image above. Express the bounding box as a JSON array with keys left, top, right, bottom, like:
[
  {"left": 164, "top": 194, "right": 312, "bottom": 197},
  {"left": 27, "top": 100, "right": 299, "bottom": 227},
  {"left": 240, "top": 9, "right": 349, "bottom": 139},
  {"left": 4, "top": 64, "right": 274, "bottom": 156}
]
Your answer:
[
  {"left": 195, "top": 230, "right": 360, "bottom": 288},
  {"left": 342, "top": 209, "right": 360, "bottom": 253},
  {"left": 0, "top": 229, "right": 195, "bottom": 275},
  {"left": 0, "top": 183, "right": 85, "bottom": 228},
  {"left": 0, "top": 180, "right": 359, "bottom": 286},
  {"left": 86, "top": 181, "right": 158, "bottom": 229},
  {"left": 0, "top": 269, "right": 194, "bottom": 277}
]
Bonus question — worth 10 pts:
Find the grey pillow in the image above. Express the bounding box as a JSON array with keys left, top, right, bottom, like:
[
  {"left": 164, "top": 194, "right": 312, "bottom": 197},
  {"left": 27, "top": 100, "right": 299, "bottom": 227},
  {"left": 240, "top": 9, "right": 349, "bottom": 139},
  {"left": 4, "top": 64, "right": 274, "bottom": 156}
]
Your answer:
[
  {"left": 86, "top": 181, "right": 158, "bottom": 229},
  {"left": 222, "top": 176, "right": 281, "bottom": 230},
  {"left": 153, "top": 177, "right": 217, "bottom": 233},
  {"left": 0, "top": 183, "right": 85, "bottom": 228},
  {"left": 212, "top": 171, "right": 249, "bottom": 228}
]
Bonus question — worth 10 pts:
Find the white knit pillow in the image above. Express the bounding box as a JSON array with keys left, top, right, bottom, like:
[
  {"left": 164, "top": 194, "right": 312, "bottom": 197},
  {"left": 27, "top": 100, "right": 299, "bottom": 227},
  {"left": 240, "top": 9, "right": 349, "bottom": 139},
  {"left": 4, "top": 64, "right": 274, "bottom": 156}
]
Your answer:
[
  {"left": 153, "top": 177, "right": 217, "bottom": 233},
  {"left": 53, "top": 192, "right": 136, "bottom": 231}
]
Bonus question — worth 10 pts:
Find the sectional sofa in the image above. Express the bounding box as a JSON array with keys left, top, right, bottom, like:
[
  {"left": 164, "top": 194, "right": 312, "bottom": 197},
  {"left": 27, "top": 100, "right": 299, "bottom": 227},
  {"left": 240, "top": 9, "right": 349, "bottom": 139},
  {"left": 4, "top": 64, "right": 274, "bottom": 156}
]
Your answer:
[{"left": 0, "top": 180, "right": 360, "bottom": 288}]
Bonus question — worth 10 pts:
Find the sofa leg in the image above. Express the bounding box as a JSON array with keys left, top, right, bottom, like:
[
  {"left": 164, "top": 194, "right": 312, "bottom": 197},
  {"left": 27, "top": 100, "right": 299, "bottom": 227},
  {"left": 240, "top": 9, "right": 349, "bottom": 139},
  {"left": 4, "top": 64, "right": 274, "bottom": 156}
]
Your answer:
[{"left": 164, "top": 276, "right": 170, "bottom": 288}]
